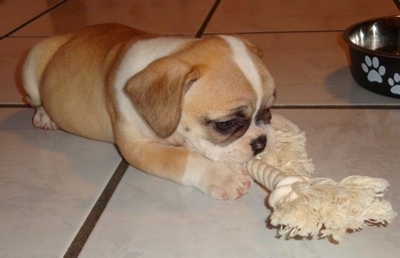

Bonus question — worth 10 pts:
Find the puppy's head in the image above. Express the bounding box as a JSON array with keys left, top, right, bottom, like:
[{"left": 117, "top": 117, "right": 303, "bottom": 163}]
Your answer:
[{"left": 126, "top": 35, "right": 276, "bottom": 164}]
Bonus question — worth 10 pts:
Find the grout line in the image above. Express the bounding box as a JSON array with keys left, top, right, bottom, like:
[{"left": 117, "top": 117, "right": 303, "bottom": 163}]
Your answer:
[
  {"left": 203, "top": 29, "right": 345, "bottom": 36},
  {"left": 7, "top": 35, "right": 56, "bottom": 39},
  {"left": 195, "top": 0, "right": 221, "bottom": 38},
  {"left": 272, "top": 104, "right": 400, "bottom": 109},
  {"left": 63, "top": 159, "right": 129, "bottom": 258},
  {"left": 393, "top": 0, "right": 400, "bottom": 10},
  {"left": 0, "top": 104, "right": 30, "bottom": 108},
  {"left": 0, "top": 0, "right": 69, "bottom": 40}
]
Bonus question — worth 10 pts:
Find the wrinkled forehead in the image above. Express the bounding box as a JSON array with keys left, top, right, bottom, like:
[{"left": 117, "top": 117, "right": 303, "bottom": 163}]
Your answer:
[
  {"left": 217, "top": 35, "right": 275, "bottom": 107},
  {"left": 181, "top": 35, "right": 275, "bottom": 114}
]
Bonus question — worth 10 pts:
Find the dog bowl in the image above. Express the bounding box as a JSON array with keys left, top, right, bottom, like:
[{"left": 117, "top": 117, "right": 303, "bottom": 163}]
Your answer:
[{"left": 343, "top": 15, "right": 400, "bottom": 99}]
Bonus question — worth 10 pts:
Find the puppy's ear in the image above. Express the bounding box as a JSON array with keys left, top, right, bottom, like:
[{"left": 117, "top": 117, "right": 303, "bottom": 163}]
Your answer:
[{"left": 125, "top": 57, "right": 200, "bottom": 138}]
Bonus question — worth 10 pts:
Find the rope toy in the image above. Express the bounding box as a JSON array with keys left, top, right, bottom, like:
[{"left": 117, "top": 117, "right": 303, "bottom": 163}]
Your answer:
[{"left": 247, "top": 115, "right": 397, "bottom": 242}]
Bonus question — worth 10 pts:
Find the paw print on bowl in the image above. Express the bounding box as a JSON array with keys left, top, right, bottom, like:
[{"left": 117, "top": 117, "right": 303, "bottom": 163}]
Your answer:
[
  {"left": 361, "top": 56, "right": 386, "bottom": 83},
  {"left": 388, "top": 73, "right": 400, "bottom": 95}
]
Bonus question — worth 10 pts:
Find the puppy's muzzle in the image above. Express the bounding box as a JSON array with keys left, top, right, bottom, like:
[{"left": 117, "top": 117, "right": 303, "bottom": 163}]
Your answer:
[{"left": 250, "top": 135, "right": 267, "bottom": 155}]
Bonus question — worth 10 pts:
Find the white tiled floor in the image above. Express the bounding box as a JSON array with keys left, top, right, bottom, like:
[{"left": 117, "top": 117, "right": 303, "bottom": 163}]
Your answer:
[
  {"left": 79, "top": 109, "right": 400, "bottom": 258},
  {"left": 0, "top": 0, "right": 399, "bottom": 257},
  {"left": 204, "top": 0, "right": 397, "bottom": 33},
  {"left": 0, "top": 109, "right": 122, "bottom": 257},
  {"left": 11, "top": 0, "right": 215, "bottom": 36},
  {"left": 0, "top": 0, "right": 66, "bottom": 37}
]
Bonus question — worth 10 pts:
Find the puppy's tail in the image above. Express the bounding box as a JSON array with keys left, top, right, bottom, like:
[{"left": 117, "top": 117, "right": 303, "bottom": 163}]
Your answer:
[{"left": 21, "top": 35, "right": 71, "bottom": 107}]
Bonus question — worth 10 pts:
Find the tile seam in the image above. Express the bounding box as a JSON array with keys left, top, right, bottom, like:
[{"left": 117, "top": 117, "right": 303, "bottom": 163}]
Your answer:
[
  {"left": 0, "top": 0, "right": 69, "bottom": 40},
  {"left": 272, "top": 105, "right": 400, "bottom": 109},
  {"left": 63, "top": 159, "right": 129, "bottom": 258},
  {"left": 0, "top": 104, "right": 30, "bottom": 108},
  {"left": 203, "top": 29, "right": 345, "bottom": 35},
  {"left": 195, "top": 0, "right": 221, "bottom": 38}
]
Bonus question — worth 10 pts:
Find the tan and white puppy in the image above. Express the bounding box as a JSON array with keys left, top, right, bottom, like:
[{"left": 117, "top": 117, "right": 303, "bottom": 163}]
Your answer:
[{"left": 22, "top": 23, "right": 277, "bottom": 200}]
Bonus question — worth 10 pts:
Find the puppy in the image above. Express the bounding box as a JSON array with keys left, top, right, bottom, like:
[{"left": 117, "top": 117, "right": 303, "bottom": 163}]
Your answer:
[{"left": 21, "top": 23, "right": 277, "bottom": 200}]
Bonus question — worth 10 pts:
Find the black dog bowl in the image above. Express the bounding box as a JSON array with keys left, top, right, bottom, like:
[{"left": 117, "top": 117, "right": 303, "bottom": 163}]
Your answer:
[{"left": 344, "top": 15, "right": 400, "bottom": 99}]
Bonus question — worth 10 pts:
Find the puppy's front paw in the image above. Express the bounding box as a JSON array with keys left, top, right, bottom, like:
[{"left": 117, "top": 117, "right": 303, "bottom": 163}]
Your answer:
[
  {"left": 199, "top": 163, "right": 252, "bottom": 201},
  {"left": 225, "top": 162, "right": 249, "bottom": 175}
]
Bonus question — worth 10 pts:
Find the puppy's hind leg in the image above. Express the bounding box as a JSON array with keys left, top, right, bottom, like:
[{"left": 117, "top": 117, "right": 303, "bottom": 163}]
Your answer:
[
  {"left": 23, "top": 87, "right": 59, "bottom": 130},
  {"left": 22, "top": 65, "right": 58, "bottom": 130},
  {"left": 21, "top": 37, "right": 68, "bottom": 130},
  {"left": 22, "top": 56, "right": 59, "bottom": 130},
  {"left": 23, "top": 83, "right": 58, "bottom": 130},
  {"left": 32, "top": 106, "right": 59, "bottom": 130}
]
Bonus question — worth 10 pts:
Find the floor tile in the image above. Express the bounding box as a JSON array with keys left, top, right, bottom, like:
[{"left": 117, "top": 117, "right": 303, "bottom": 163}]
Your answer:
[
  {"left": 205, "top": 0, "right": 398, "bottom": 33},
  {"left": 12, "top": 0, "right": 216, "bottom": 37},
  {"left": 0, "top": 108, "right": 121, "bottom": 257},
  {"left": 235, "top": 32, "right": 400, "bottom": 106},
  {"left": 0, "top": 0, "right": 66, "bottom": 38},
  {"left": 80, "top": 109, "right": 400, "bottom": 258},
  {"left": 0, "top": 37, "right": 44, "bottom": 104}
]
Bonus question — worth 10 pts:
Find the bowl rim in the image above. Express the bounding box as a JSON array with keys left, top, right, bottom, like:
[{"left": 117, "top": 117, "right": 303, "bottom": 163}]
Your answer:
[{"left": 343, "top": 14, "right": 400, "bottom": 57}]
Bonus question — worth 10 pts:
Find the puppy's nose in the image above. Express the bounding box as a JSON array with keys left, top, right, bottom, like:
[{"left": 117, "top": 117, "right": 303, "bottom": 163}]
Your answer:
[{"left": 250, "top": 135, "right": 267, "bottom": 155}]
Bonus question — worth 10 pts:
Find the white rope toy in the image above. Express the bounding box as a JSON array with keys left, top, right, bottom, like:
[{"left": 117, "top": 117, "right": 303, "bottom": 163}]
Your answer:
[{"left": 247, "top": 116, "right": 397, "bottom": 242}]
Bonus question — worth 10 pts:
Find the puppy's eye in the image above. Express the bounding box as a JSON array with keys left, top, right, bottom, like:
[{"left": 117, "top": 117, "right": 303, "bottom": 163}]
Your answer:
[{"left": 215, "top": 119, "right": 237, "bottom": 133}]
